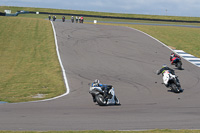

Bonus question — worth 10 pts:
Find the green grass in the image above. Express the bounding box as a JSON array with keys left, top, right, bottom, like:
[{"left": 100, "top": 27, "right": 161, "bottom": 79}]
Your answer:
[
  {"left": 0, "top": 130, "right": 200, "bottom": 133},
  {"left": 0, "top": 16, "right": 65, "bottom": 103}
]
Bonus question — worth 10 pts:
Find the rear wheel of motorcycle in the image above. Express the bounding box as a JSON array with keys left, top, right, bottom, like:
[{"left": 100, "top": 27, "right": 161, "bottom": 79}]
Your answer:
[
  {"left": 177, "top": 62, "right": 182, "bottom": 70},
  {"left": 171, "top": 83, "right": 180, "bottom": 93},
  {"left": 96, "top": 94, "right": 107, "bottom": 106}
]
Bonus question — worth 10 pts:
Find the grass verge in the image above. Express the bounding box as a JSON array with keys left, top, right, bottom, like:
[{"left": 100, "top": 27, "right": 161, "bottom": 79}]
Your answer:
[{"left": 0, "top": 16, "right": 65, "bottom": 103}]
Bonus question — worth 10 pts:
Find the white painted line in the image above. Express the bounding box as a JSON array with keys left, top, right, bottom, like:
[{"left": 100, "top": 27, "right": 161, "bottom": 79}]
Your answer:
[
  {"left": 184, "top": 58, "right": 200, "bottom": 61},
  {"left": 128, "top": 27, "right": 173, "bottom": 51},
  {"left": 181, "top": 55, "right": 196, "bottom": 58},
  {"left": 174, "top": 50, "right": 185, "bottom": 53},
  {"left": 194, "top": 62, "right": 200, "bottom": 64}
]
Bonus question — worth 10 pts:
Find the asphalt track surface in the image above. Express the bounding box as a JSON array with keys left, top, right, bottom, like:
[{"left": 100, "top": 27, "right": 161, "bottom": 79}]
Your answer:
[{"left": 0, "top": 22, "right": 200, "bottom": 131}]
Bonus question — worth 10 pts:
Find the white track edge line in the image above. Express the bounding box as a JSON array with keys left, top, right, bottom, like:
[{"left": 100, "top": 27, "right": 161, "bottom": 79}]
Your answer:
[
  {"left": 39, "top": 21, "right": 70, "bottom": 100},
  {"left": 127, "top": 26, "right": 173, "bottom": 51},
  {"left": 11, "top": 21, "right": 70, "bottom": 104}
]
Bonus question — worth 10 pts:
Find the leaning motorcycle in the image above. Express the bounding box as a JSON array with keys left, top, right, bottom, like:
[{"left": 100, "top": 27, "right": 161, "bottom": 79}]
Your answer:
[
  {"left": 163, "top": 71, "right": 182, "bottom": 93},
  {"left": 89, "top": 85, "right": 120, "bottom": 106},
  {"left": 172, "top": 57, "right": 182, "bottom": 70}
]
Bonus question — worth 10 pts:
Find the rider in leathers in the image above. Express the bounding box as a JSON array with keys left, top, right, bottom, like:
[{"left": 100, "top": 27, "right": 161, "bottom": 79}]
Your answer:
[
  {"left": 91, "top": 79, "right": 112, "bottom": 102},
  {"left": 157, "top": 64, "right": 175, "bottom": 87},
  {"left": 170, "top": 52, "right": 180, "bottom": 65}
]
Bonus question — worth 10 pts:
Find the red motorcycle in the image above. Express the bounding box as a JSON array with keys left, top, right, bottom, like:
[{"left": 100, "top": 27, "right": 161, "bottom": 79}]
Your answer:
[{"left": 171, "top": 55, "right": 182, "bottom": 70}]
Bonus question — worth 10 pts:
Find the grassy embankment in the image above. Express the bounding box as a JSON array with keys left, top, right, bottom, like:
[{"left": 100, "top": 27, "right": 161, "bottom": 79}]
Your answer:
[{"left": 0, "top": 16, "right": 65, "bottom": 103}]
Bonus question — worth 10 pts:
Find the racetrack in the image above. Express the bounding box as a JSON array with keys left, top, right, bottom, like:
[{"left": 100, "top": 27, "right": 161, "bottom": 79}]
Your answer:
[{"left": 0, "top": 22, "right": 200, "bottom": 130}]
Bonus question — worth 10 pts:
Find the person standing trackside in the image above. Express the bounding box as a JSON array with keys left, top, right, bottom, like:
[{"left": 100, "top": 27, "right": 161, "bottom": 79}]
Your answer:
[
  {"left": 80, "top": 16, "right": 84, "bottom": 23},
  {"left": 48, "top": 15, "right": 51, "bottom": 20},
  {"left": 53, "top": 15, "right": 56, "bottom": 21},
  {"left": 71, "top": 16, "right": 74, "bottom": 23},
  {"left": 76, "top": 16, "right": 78, "bottom": 23},
  {"left": 62, "top": 16, "right": 65, "bottom": 22},
  {"left": 79, "top": 16, "right": 81, "bottom": 23}
]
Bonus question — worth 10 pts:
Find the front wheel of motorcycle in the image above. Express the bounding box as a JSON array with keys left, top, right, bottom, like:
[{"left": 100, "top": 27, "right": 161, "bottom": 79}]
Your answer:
[
  {"left": 96, "top": 94, "right": 107, "bottom": 106},
  {"left": 114, "top": 96, "right": 120, "bottom": 105}
]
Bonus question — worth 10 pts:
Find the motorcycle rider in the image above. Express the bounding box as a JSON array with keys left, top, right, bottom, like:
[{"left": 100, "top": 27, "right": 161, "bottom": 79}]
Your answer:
[
  {"left": 48, "top": 15, "right": 51, "bottom": 20},
  {"left": 80, "top": 16, "right": 84, "bottom": 23},
  {"left": 170, "top": 52, "right": 180, "bottom": 65},
  {"left": 71, "top": 16, "right": 74, "bottom": 23},
  {"left": 75, "top": 16, "right": 78, "bottom": 23},
  {"left": 157, "top": 64, "right": 175, "bottom": 87},
  {"left": 53, "top": 15, "right": 56, "bottom": 21},
  {"left": 91, "top": 79, "right": 112, "bottom": 101},
  {"left": 62, "top": 16, "right": 65, "bottom": 22}
]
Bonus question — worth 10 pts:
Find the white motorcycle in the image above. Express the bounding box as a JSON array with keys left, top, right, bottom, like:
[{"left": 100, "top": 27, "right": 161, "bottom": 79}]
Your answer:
[
  {"left": 162, "top": 70, "right": 182, "bottom": 93},
  {"left": 89, "top": 85, "right": 120, "bottom": 106}
]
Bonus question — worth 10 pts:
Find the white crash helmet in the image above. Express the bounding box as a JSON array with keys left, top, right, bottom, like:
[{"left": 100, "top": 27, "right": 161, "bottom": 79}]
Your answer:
[{"left": 94, "top": 79, "right": 99, "bottom": 84}]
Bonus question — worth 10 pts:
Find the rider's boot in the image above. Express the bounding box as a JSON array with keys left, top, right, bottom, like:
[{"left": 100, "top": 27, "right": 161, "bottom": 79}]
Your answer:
[
  {"left": 104, "top": 91, "right": 108, "bottom": 98},
  {"left": 103, "top": 89, "right": 109, "bottom": 101}
]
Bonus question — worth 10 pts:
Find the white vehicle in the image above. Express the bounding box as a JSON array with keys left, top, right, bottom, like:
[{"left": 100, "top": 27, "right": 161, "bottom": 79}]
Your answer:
[
  {"left": 89, "top": 85, "right": 120, "bottom": 106},
  {"left": 162, "top": 70, "right": 182, "bottom": 93}
]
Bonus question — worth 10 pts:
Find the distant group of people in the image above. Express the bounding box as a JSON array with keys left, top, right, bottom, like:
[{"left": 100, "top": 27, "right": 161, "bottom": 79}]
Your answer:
[
  {"left": 73, "top": 16, "right": 84, "bottom": 23},
  {"left": 70, "top": 16, "right": 84, "bottom": 23},
  {"left": 48, "top": 15, "right": 84, "bottom": 23},
  {"left": 48, "top": 15, "right": 57, "bottom": 21}
]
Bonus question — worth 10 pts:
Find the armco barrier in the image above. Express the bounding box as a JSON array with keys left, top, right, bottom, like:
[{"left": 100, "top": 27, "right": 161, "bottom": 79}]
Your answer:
[
  {"left": 0, "top": 12, "right": 5, "bottom": 16},
  {"left": 4, "top": 11, "right": 29, "bottom": 16}
]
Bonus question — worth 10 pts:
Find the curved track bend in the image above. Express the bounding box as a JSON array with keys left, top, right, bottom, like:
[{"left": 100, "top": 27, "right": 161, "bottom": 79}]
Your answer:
[{"left": 0, "top": 22, "right": 200, "bottom": 130}]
